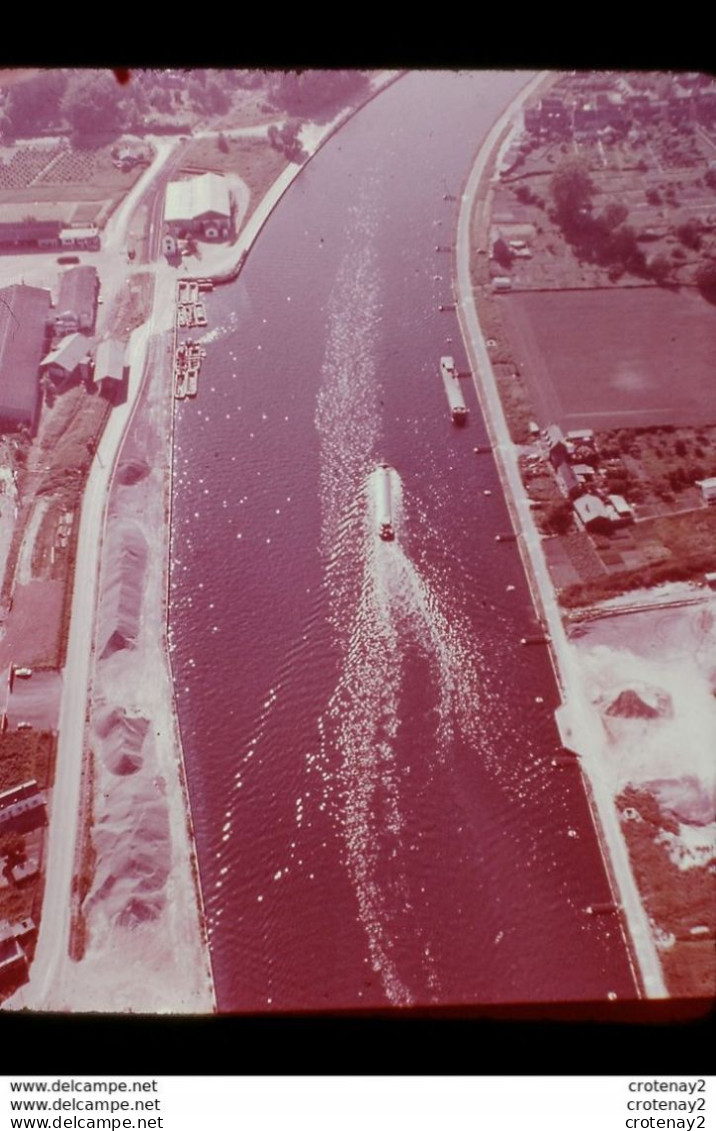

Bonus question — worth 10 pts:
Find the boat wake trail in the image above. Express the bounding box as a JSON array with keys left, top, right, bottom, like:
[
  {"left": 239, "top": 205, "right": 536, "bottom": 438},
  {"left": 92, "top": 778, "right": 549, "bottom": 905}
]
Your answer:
[{"left": 315, "top": 193, "right": 487, "bottom": 1005}]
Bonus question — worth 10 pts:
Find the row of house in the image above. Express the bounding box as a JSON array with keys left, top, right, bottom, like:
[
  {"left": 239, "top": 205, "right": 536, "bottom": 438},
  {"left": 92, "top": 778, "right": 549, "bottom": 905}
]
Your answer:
[
  {"left": 0, "top": 271, "right": 123, "bottom": 433},
  {"left": 524, "top": 84, "right": 716, "bottom": 138},
  {"left": 0, "top": 219, "right": 100, "bottom": 253},
  {"left": 544, "top": 423, "right": 636, "bottom": 534},
  {"left": 0, "top": 918, "right": 36, "bottom": 984}
]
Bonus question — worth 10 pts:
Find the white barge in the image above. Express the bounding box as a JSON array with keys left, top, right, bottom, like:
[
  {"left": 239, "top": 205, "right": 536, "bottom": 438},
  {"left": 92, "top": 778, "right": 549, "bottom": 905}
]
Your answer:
[
  {"left": 376, "top": 462, "right": 395, "bottom": 541},
  {"left": 440, "top": 356, "right": 468, "bottom": 424}
]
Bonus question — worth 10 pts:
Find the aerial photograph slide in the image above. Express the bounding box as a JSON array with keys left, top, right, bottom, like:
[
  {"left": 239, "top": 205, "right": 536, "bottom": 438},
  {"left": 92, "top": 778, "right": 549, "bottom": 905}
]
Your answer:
[{"left": 0, "top": 68, "right": 713, "bottom": 1042}]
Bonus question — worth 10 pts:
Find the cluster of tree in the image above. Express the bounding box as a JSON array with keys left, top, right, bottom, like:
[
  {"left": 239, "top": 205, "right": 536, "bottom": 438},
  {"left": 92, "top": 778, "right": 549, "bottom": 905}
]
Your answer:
[
  {"left": 515, "top": 183, "right": 543, "bottom": 207},
  {"left": 1, "top": 68, "right": 239, "bottom": 144},
  {"left": 667, "top": 465, "right": 707, "bottom": 491},
  {"left": 548, "top": 159, "right": 685, "bottom": 284},
  {"left": 544, "top": 499, "right": 574, "bottom": 535},
  {"left": 560, "top": 550, "right": 716, "bottom": 609},
  {"left": 63, "top": 72, "right": 127, "bottom": 141},
  {"left": 0, "top": 70, "right": 132, "bottom": 142},
  {"left": 1, "top": 70, "right": 70, "bottom": 136},
  {"left": 268, "top": 121, "right": 306, "bottom": 164},
  {"left": 267, "top": 70, "right": 370, "bottom": 121}
]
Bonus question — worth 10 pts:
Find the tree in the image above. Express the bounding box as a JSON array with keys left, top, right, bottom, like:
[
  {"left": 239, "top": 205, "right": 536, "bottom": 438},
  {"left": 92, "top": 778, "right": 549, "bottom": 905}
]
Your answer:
[
  {"left": 150, "top": 88, "right": 172, "bottom": 114},
  {"left": 545, "top": 500, "right": 573, "bottom": 535},
  {"left": 603, "top": 202, "right": 628, "bottom": 229},
  {"left": 203, "top": 79, "right": 230, "bottom": 116},
  {"left": 268, "top": 121, "right": 306, "bottom": 163},
  {"left": 1, "top": 832, "right": 26, "bottom": 876},
  {"left": 647, "top": 254, "right": 671, "bottom": 284},
  {"left": 550, "top": 158, "right": 595, "bottom": 223},
  {"left": 5, "top": 71, "right": 69, "bottom": 135},
  {"left": 492, "top": 237, "right": 513, "bottom": 269},
  {"left": 62, "top": 72, "right": 125, "bottom": 141},
  {"left": 676, "top": 220, "right": 701, "bottom": 250},
  {"left": 696, "top": 260, "right": 716, "bottom": 302},
  {"left": 268, "top": 70, "right": 369, "bottom": 121}
]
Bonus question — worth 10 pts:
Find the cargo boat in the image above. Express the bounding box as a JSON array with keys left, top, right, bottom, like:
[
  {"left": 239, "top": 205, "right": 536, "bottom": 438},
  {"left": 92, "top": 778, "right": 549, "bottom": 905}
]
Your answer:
[
  {"left": 376, "top": 463, "right": 395, "bottom": 541},
  {"left": 440, "top": 356, "right": 468, "bottom": 424}
]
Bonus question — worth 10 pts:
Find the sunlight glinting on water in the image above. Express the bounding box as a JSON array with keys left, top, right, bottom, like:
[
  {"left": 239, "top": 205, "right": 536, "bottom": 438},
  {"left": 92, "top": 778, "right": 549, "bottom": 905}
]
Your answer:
[{"left": 312, "top": 189, "right": 502, "bottom": 1004}]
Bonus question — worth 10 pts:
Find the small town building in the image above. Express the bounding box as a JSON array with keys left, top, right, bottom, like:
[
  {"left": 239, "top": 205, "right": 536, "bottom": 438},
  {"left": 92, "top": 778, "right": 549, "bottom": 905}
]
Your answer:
[
  {"left": 0, "top": 283, "right": 52, "bottom": 433},
  {"left": 491, "top": 276, "right": 512, "bottom": 292},
  {"left": 573, "top": 494, "right": 616, "bottom": 534},
  {"left": 0, "top": 922, "right": 28, "bottom": 980},
  {"left": 698, "top": 477, "right": 716, "bottom": 505},
  {"left": 11, "top": 852, "right": 40, "bottom": 885},
  {"left": 0, "top": 218, "right": 61, "bottom": 251},
  {"left": 608, "top": 494, "right": 635, "bottom": 524},
  {"left": 556, "top": 462, "right": 580, "bottom": 499},
  {"left": 55, "top": 265, "right": 99, "bottom": 336},
  {"left": 113, "top": 146, "right": 148, "bottom": 171},
  {"left": 573, "top": 463, "right": 596, "bottom": 483},
  {"left": 705, "top": 571, "right": 716, "bottom": 590},
  {"left": 94, "top": 338, "right": 126, "bottom": 403},
  {"left": 41, "top": 333, "right": 94, "bottom": 387},
  {"left": 164, "top": 173, "right": 233, "bottom": 241},
  {"left": 565, "top": 428, "right": 595, "bottom": 448},
  {"left": 0, "top": 791, "right": 46, "bottom": 834},
  {"left": 545, "top": 423, "right": 568, "bottom": 468},
  {"left": 59, "top": 226, "right": 100, "bottom": 251},
  {"left": 0, "top": 780, "right": 39, "bottom": 811}
]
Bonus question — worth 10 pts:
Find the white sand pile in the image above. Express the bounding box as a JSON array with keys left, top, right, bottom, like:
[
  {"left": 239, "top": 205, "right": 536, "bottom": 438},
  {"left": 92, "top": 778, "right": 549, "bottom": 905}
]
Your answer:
[
  {"left": 116, "top": 458, "right": 150, "bottom": 487},
  {"left": 69, "top": 327, "right": 213, "bottom": 1013},
  {"left": 97, "top": 520, "right": 148, "bottom": 659},
  {"left": 86, "top": 771, "right": 171, "bottom": 929},
  {"left": 95, "top": 706, "right": 151, "bottom": 776},
  {"left": 573, "top": 594, "right": 716, "bottom": 865}
]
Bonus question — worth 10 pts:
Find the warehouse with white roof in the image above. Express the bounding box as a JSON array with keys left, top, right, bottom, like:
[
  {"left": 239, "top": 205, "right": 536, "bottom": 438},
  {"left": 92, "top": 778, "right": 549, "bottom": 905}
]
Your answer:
[{"left": 164, "top": 173, "right": 233, "bottom": 241}]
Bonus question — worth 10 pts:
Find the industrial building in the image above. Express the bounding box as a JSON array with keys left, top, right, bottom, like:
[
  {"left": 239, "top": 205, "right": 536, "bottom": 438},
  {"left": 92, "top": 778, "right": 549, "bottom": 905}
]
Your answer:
[
  {"left": 0, "top": 283, "right": 52, "bottom": 432},
  {"left": 41, "top": 333, "right": 95, "bottom": 387},
  {"left": 94, "top": 338, "right": 126, "bottom": 402},
  {"left": 58, "top": 226, "right": 100, "bottom": 251},
  {"left": 698, "top": 477, "right": 716, "bottom": 505},
  {"left": 164, "top": 173, "right": 233, "bottom": 241},
  {"left": 55, "top": 265, "right": 99, "bottom": 336},
  {"left": 0, "top": 918, "right": 36, "bottom": 983},
  {"left": 0, "top": 218, "right": 61, "bottom": 251}
]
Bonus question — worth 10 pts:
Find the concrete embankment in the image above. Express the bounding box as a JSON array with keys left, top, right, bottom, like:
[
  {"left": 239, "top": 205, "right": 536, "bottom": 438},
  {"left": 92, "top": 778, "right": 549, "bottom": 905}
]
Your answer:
[{"left": 454, "top": 73, "right": 667, "bottom": 1000}]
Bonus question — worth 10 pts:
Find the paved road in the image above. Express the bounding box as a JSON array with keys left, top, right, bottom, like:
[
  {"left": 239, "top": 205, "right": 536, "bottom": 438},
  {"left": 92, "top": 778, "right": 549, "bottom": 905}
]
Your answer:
[{"left": 454, "top": 74, "right": 667, "bottom": 999}]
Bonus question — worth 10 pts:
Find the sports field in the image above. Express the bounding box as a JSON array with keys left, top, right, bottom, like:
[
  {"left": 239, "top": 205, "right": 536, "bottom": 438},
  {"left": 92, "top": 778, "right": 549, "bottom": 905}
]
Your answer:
[{"left": 498, "top": 286, "right": 716, "bottom": 430}]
